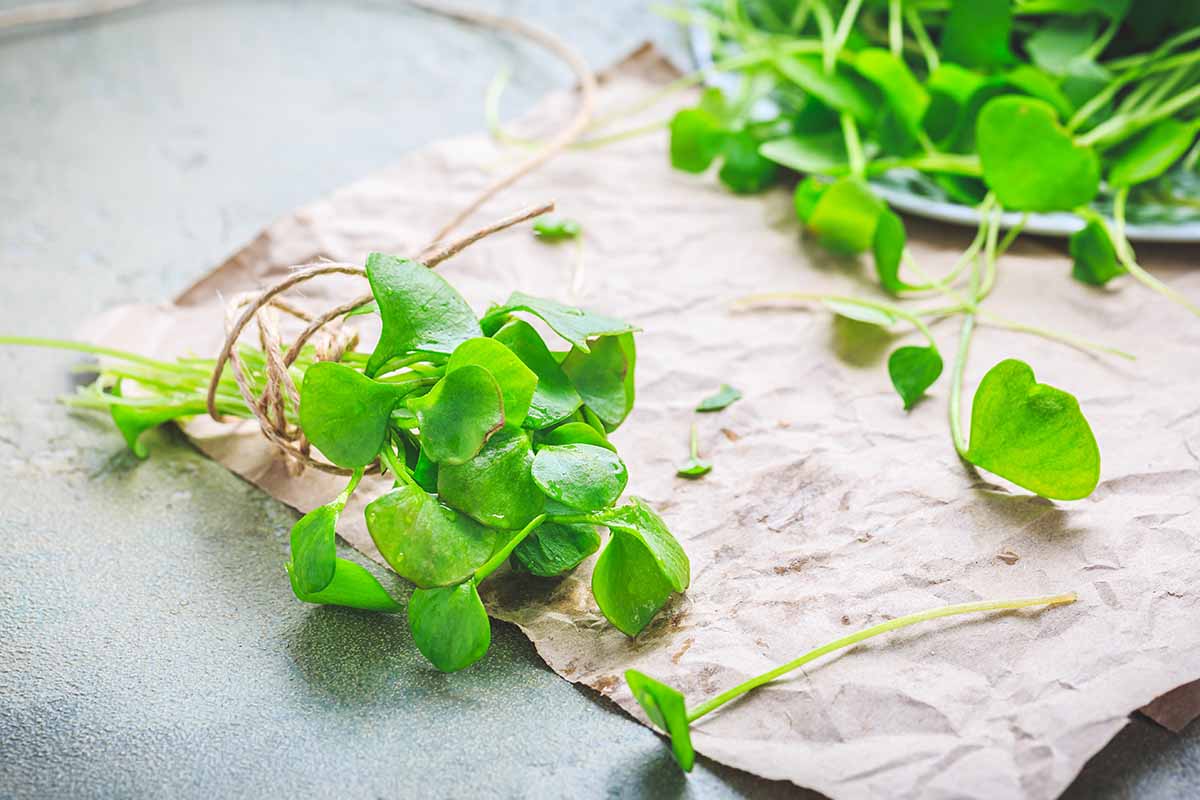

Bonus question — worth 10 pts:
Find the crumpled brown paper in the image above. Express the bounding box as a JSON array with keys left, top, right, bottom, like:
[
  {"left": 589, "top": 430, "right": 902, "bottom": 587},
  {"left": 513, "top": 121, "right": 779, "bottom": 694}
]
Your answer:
[{"left": 84, "top": 45, "right": 1200, "bottom": 799}]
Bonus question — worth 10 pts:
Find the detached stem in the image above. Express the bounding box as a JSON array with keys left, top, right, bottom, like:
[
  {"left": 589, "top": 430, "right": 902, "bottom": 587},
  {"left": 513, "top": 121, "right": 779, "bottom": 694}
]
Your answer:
[
  {"left": 686, "top": 593, "right": 1077, "bottom": 723},
  {"left": 474, "top": 514, "right": 547, "bottom": 583},
  {"left": 1107, "top": 188, "right": 1200, "bottom": 317},
  {"left": 733, "top": 292, "right": 939, "bottom": 348}
]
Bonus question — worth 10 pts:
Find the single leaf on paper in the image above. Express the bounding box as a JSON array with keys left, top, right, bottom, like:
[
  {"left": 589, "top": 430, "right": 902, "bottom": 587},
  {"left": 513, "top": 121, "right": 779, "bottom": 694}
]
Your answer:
[
  {"left": 806, "top": 177, "right": 885, "bottom": 254},
  {"left": 561, "top": 333, "right": 636, "bottom": 431},
  {"left": 364, "top": 484, "right": 499, "bottom": 588},
  {"left": 888, "top": 346, "right": 944, "bottom": 410},
  {"left": 1069, "top": 218, "right": 1125, "bottom": 286},
  {"left": 976, "top": 97, "right": 1100, "bottom": 212},
  {"left": 532, "top": 216, "right": 581, "bottom": 241},
  {"left": 407, "top": 364, "right": 504, "bottom": 465},
  {"left": 492, "top": 319, "right": 583, "bottom": 429},
  {"left": 299, "top": 362, "right": 402, "bottom": 468},
  {"left": 872, "top": 209, "right": 915, "bottom": 295},
  {"left": 532, "top": 443, "right": 627, "bottom": 511},
  {"left": 718, "top": 130, "right": 778, "bottom": 194},
  {"left": 510, "top": 521, "right": 601, "bottom": 577},
  {"left": 625, "top": 670, "right": 695, "bottom": 772},
  {"left": 363, "top": 253, "right": 482, "bottom": 376},
  {"left": 286, "top": 558, "right": 401, "bottom": 612},
  {"left": 408, "top": 581, "right": 491, "bottom": 672},
  {"left": 940, "top": 0, "right": 1013, "bottom": 69},
  {"left": 288, "top": 504, "right": 339, "bottom": 595},
  {"left": 437, "top": 428, "right": 545, "bottom": 530},
  {"left": 446, "top": 337, "right": 538, "bottom": 430},
  {"left": 965, "top": 359, "right": 1100, "bottom": 500},
  {"left": 676, "top": 456, "right": 712, "bottom": 479},
  {"left": 480, "top": 292, "right": 638, "bottom": 353},
  {"left": 696, "top": 384, "right": 742, "bottom": 412},
  {"left": 1107, "top": 119, "right": 1198, "bottom": 189}
]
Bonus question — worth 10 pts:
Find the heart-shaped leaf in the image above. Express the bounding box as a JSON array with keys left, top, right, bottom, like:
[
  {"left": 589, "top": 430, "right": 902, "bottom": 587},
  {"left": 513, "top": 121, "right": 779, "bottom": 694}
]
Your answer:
[
  {"left": 625, "top": 670, "right": 695, "bottom": 772},
  {"left": 872, "top": 209, "right": 916, "bottom": 295},
  {"left": 591, "top": 499, "right": 689, "bottom": 636},
  {"left": 437, "top": 428, "right": 545, "bottom": 529},
  {"left": 940, "top": 0, "right": 1013, "bottom": 69},
  {"left": 669, "top": 107, "right": 728, "bottom": 173},
  {"left": 1107, "top": 119, "right": 1198, "bottom": 189},
  {"left": 446, "top": 337, "right": 537, "bottom": 429},
  {"left": 561, "top": 333, "right": 637, "bottom": 431},
  {"left": 1069, "top": 218, "right": 1125, "bottom": 286},
  {"left": 480, "top": 292, "right": 638, "bottom": 353},
  {"left": 806, "top": 177, "right": 885, "bottom": 254},
  {"left": 407, "top": 365, "right": 504, "bottom": 465},
  {"left": 408, "top": 581, "right": 491, "bottom": 672},
  {"left": 532, "top": 443, "right": 628, "bottom": 511},
  {"left": 288, "top": 504, "right": 339, "bottom": 595},
  {"left": 977, "top": 96, "right": 1100, "bottom": 212},
  {"left": 364, "top": 253, "right": 482, "bottom": 376},
  {"left": 888, "top": 346, "right": 944, "bottom": 410},
  {"left": 364, "top": 484, "right": 499, "bottom": 588},
  {"left": 492, "top": 319, "right": 583, "bottom": 428},
  {"left": 510, "top": 521, "right": 601, "bottom": 577},
  {"left": 299, "top": 362, "right": 403, "bottom": 468},
  {"left": 538, "top": 421, "right": 615, "bottom": 452},
  {"left": 286, "top": 558, "right": 401, "bottom": 612},
  {"left": 965, "top": 359, "right": 1100, "bottom": 500}
]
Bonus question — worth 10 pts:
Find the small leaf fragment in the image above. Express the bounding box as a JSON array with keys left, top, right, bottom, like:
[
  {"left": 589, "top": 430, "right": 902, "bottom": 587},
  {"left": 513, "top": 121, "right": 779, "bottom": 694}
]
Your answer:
[
  {"left": 940, "top": 0, "right": 1013, "bottom": 69},
  {"left": 1069, "top": 218, "right": 1125, "bottom": 287},
  {"left": 538, "top": 421, "right": 615, "bottom": 452},
  {"left": 532, "top": 216, "right": 582, "bottom": 241},
  {"left": 696, "top": 384, "right": 742, "bottom": 412}
]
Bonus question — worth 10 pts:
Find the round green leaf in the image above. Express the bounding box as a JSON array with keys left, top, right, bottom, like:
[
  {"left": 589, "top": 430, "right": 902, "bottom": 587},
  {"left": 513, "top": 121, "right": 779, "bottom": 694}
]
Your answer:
[
  {"left": 286, "top": 558, "right": 401, "bottom": 612},
  {"left": 437, "top": 428, "right": 545, "bottom": 530},
  {"left": 806, "top": 177, "right": 885, "bottom": 254},
  {"left": 669, "top": 107, "right": 727, "bottom": 173},
  {"left": 407, "top": 365, "right": 504, "bottom": 465},
  {"left": 592, "top": 530, "right": 679, "bottom": 637},
  {"left": 538, "top": 421, "right": 615, "bottom": 452},
  {"left": 1069, "top": 218, "right": 1125, "bottom": 286},
  {"left": 446, "top": 337, "right": 537, "bottom": 430},
  {"left": 887, "top": 346, "right": 944, "bottom": 410},
  {"left": 976, "top": 96, "right": 1100, "bottom": 212},
  {"left": 561, "top": 333, "right": 637, "bottom": 431},
  {"left": 299, "top": 362, "right": 402, "bottom": 468},
  {"left": 492, "top": 319, "right": 583, "bottom": 429},
  {"left": 532, "top": 443, "right": 628, "bottom": 511},
  {"left": 510, "top": 521, "right": 601, "bottom": 577},
  {"left": 718, "top": 131, "right": 779, "bottom": 194},
  {"left": 1107, "top": 119, "right": 1198, "bottom": 189},
  {"left": 365, "top": 484, "right": 499, "bottom": 588},
  {"left": 288, "top": 504, "right": 339, "bottom": 595},
  {"left": 965, "top": 359, "right": 1100, "bottom": 500},
  {"left": 940, "top": 0, "right": 1013, "bottom": 69},
  {"left": 626, "top": 670, "right": 695, "bottom": 772},
  {"left": 408, "top": 581, "right": 491, "bottom": 672}
]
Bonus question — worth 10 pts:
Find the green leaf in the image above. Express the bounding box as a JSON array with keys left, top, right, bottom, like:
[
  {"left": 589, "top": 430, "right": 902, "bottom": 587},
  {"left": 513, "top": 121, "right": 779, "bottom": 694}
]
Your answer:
[
  {"left": 773, "top": 54, "right": 877, "bottom": 123},
  {"left": 872, "top": 209, "right": 915, "bottom": 295},
  {"left": 793, "top": 176, "right": 830, "bottom": 223},
  {"left": 591, "top": 499, "right": 689, "bottom": 636},
  {"left": 806, "top": 177, "right": 885, "bottom": 253},
  {"left": 887, "top": 346, "right": 943, "bottom": 410},
  {"left": 696, "top": 384, "right": 742, "bottom": 412},
  {"left": 299, "top": 362, "right": 402, "bottom": 468},
  {"left": 532, "top": 443, "right": 628, "bottom": 511},
  {"left": 286, "top": 558, "right": 401, "bottom": 612},
  {"left": 561, "top": 333, "right": 637, "bottom": 431},
  {"left": 759, "top": 132, "right": 848, "bottom": 175},
  {"left": 923, "top": 64, "right": 986, "bottom": 142},
  {"left": 492, "top": 320, "right": 583, "bottom": 429},
  {"left": 718, "top": 131, "right": 779, "bottom": 194},
  {"left": 1107, "top": 119, "right": 1198, "bottom": 189},
  {"left": 669, "top": 107, "right": 727, "bottom": 173},
  {"left": 1069, "top": 218, "right": 1125, "bottom": 286},
  {"left": 965, "top": 359, "right": 1100, "bottom": 500},
  {"left": 288, "top": 504, "right": 339, "bottom": 595},
  {"left": 853, "top": 49, "right": 929, "bottom": 135},
  {"left": 480, "top": 292, "right": 637, "bottom": 354},
  {"left": 408, "top": 581, "right": 491, "bottom": 672},
  {"left": 344, "top": 299, "right": 378, "bottom": 318},
  {"left": 413, "top": 448, "right": 439, "bottom": 492},
  {"left": 407, "top": 365, "right": 504, "bottom": 465},
  {"left": 510, "top": 521, "right": 601, "bottom": 577},
  {"left": 940, "top": 0, "right": 1013, "bottom": 69},
  {"left": 976, "top": 97, "right": 1099, "bottom": 212},
  {"left": 109, "top": 390, "right": 206, "bottom": 459},
  {"left": 625, "top": 670, "right": 695, "bottom": 772},
  {"left": 823, "top": 299, "right": 896, "bottom": 327},
  {"left": 438, "top": 428, "right": 545, "bottom": 529},
  {"left": 364, "top": 484, "right": 499, "bottom": 588},
  {"left": 364, "top": 253, "right": 482, "bottom": 376},
  {"left": 447, "top": 337, "right": 538, "bottom": 429},
  {"left": 1026, "top": 17, "right": 1099, "bottom": 75},
  {"left": 538, "top": 421, "right": 615, "bottom": 452},
  {"left": 532, "top": 216, "right": 581, "bottom": 241},
  {"left": 676, "top": 456, "right": 712, "bottom": 479}
]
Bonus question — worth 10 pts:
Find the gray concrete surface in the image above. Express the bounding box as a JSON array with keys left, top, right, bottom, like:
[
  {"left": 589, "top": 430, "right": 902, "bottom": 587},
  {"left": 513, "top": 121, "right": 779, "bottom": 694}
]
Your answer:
[{"left": 0, "top": 2, "right": 1195, "bottom": 798}]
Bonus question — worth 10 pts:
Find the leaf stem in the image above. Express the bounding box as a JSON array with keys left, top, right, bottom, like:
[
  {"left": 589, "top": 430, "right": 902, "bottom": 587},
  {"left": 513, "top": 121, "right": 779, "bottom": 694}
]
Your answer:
[
  {"left": 829, "top": 0, "right": 864, "bottom": 72},
  {"left": 1106, "top": 188, "right": 1200, "bottom": 317},
  {"left": 473, "top": 514, "right": 548, "bottom": 583},
  {"left": 334, "top": 467, "right": 365, "bottom": 511},
  {"left": 689, "top": 422, "right": 700, "bottom": 460},
  {"left": 0, "top": 335, "right": 195, "bottom": 373},
  {"left": 732, "top": 292, "right": 938, "bottom": 348},
  {"left": 905, "top": 7, "right": 939, "bottom": 72},
  {"left": 948, "top": 313, "right": 974, "bottom": 458},
  {"left": 840, "top": 112, "right": 866, "bottom": 177},
  {"left": 887, "top": 0, "right": 901, "bottom": 57},
  {"left": 685, "top": 593, "right": 1077, "bottom": 723}
]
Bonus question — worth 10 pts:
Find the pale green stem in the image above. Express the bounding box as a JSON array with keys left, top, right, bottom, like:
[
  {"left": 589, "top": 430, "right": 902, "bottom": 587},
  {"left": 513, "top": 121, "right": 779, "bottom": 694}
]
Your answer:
[
  {"left": 811, "top": 0, "right": 836, "bottom": 72},
  {"left": 333, "top": 468, "right": 365, "bottom": 512},
  {"left": 829, "top": 0, "right": 864, "bottom": 72},
  {"left": 1082, "top": 15, "right": 1119, "bottom": 61},
  {"left": 1106, "top": 188, "right": 1200, "bottom": 317},
  {"left": 474, "top": 514, "right": 548, "bottom": 582},
  {"left": 948, "top": 313, "right": 974, "bottom": 457},
  {"left": 888, "top": 0, "right": 902, "bottom": 56},
  {"left": 0, "top": 335, "right": 197, "bottom": 372},
  {"left": 1077, "top": 83, "right": 1200, "bottom": 149},
  {"left": 686, "top": 593, "right": 1077, "bottom": 723},
  {"left": 789, "top": 0, "right": 812, "bottom": 31},
  {"left": 978, "top": 312, "right": 1136, "bottom": 361},
  {"left": 732, "top": 292, "right": 938, "bottom": 348},
  {"left": 905, "top": 7, "right": 939, "bottom": 72},
  {"left": 841, "top": 112, "right": 866, "bottom": 177},
  {"left": 379, "top": 445, "right": 416, "bottom": 489},
  {"left": 689, "top": 422, "right": 701, "bottom": 460}
]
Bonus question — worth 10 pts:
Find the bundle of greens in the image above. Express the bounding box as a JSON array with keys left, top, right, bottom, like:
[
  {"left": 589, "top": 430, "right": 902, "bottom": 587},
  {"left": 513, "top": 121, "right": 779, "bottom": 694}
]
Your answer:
[
  {"left": 1, "top": 249, "right": 690, "bottom": 673},
  {"left": 647, "top": 0, "right": 1200, "bottom": 501}
]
